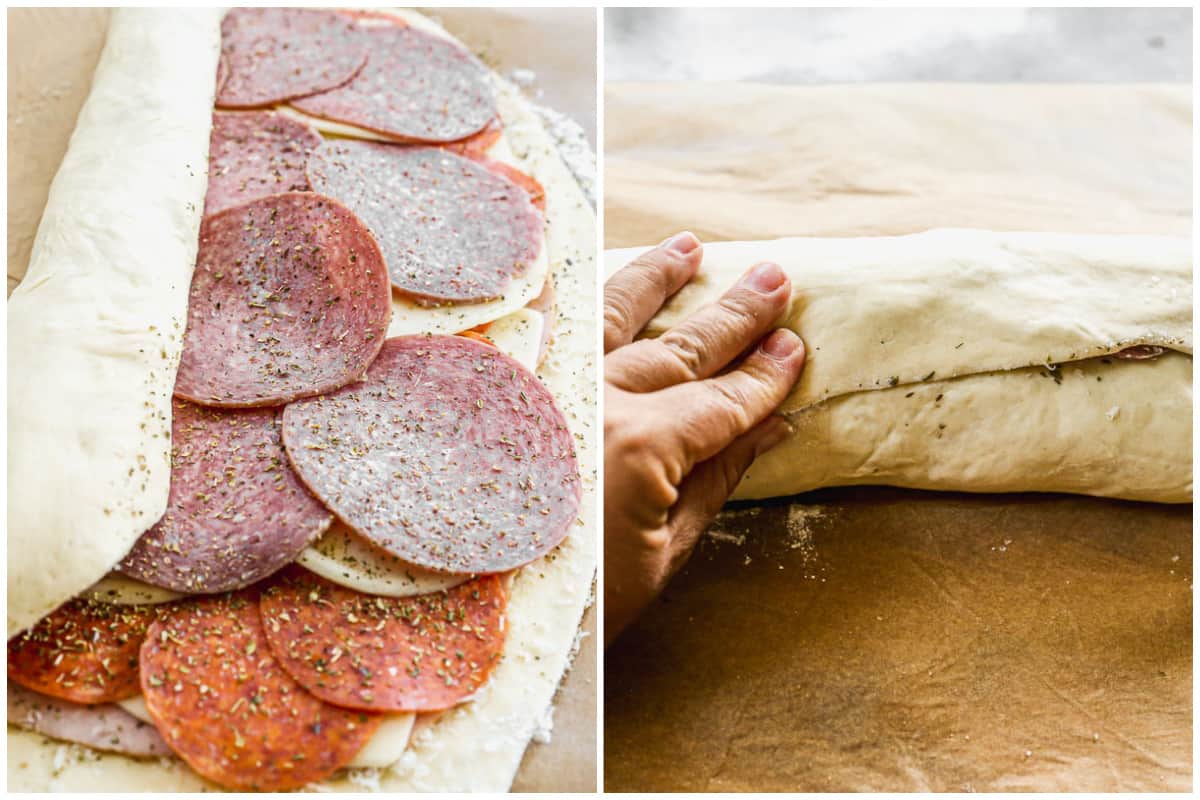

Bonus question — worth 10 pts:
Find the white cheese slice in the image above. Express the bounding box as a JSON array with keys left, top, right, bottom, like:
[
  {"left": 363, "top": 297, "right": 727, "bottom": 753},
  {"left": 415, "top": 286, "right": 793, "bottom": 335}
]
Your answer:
[
  {"left": 347, "top": 712, "right": 417, "bottom": 769},
  {"left": 116, "top": 695, "right": 152, "bottom": 724},
  {"left": 385, "top": 242, "right": 550, "bottom": 337},
  {"left": 476, "top": 307, "right": 544, "bottom": 372},
  {"left": 298, "top": 522, "right": 468, "bottom": 598},
  {"left": 83, "top": 574, "right": 182, "bottom": 606},
  {"left": 119, "top": 695, "right": 415, "bottom": 769}
]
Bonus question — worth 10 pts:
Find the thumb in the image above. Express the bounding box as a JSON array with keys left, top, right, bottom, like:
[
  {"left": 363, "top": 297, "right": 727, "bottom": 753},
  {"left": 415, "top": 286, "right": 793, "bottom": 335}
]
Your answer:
[{"left": 665, "top": 415, "right": 791, "bottom": 568}]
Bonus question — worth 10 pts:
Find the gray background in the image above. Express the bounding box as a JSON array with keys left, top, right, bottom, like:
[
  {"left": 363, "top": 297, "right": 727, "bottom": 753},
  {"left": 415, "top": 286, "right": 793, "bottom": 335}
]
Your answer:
[{"left": 605, "top": 7, "right": 1191, "bottom": 83}]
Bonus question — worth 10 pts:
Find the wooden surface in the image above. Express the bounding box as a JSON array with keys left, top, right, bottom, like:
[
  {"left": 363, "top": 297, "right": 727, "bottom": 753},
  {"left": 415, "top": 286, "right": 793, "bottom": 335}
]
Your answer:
[
  {"left": 6, "top": 7, "right": 596, "bottom": 791},
  {"left": 603, "top": 80, "right": 1191, "bottom": 792}
]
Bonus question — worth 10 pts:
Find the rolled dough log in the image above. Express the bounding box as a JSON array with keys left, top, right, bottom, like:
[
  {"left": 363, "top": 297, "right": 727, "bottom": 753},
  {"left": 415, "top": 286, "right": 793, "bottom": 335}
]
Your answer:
[
  {"left": 604, "top": 230, "right": 1192, "bottom": 503},
  {"left": 6, "top": 8, "right": 223, "bottom": 636}
]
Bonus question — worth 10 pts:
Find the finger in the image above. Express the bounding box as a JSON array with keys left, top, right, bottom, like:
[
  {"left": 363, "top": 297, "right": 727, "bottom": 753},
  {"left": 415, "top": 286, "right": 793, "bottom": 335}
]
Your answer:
[
  {"left": 606, "top": 261, "right": 791, "bottom": 393},
  {"left": 603, "top": 232, "right": 702, "bottom": 354},
  {"left": 666, "top": 327, "right": 805, "bottom": 470},
  {"left": 669, "top": 415, "right": 791, "bottom": 542}
]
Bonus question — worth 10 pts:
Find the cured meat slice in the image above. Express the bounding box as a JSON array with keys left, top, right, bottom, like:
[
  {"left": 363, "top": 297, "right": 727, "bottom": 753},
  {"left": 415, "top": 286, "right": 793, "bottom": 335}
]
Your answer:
[
  {"left": 8, "top": 684, "right": 171, "bottom": 758},
  {"left": 278, "top": 104, "right": 503, "bottom": 154},
  {"left": 119, "top": 399, "right": 332, "bottom": 593},
  {"left": 1113, "top": 344, "right": 1166, "bottom": 360},
  {"left": 173, "top": 191, "right": 392, "bottom": 407},
  {"left": 443, "top": 117, "right": 503, "bottom": 157},
  {"left": 216, "top": 8, "right": 368, "bottom": 109},
  {"left": 280, "top": 335, "right": 581, "bottom": 574},
  {"left": 204, "top": 110, "right": 321, "bottom": 216},
  {"left": 8, "top": 600, "right": 157, "bottom": 704},
  {"left": 291, "top": 24, "right": 495, "bottom": 143},
  {"left": 139, "top": 591, "right": 381, "bottom": 791},
  {"left": 260, "top": 566, "right": 508, "bottom": 712},
  {"left": 307, "top": 141, "right": 542, "bottom": 305},
  {"left": 470, "top": 155, "right": 547, "bottom": 212}
]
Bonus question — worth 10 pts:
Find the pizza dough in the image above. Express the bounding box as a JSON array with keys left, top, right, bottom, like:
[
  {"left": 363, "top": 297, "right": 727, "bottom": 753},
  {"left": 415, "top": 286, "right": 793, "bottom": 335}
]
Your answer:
[
  {"left": 6, "top": 8, "right": 223, "bottom": 637},
  {"left": 604, "top": 230, "right": 1192, "bottom": 503}
]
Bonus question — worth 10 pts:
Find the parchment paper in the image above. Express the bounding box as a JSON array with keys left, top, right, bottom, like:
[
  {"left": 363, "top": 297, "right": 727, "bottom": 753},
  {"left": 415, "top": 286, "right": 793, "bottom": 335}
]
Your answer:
[
  {"left": 603, "top": 81, "right": 1191, "bottom": 792},
  {"left": 6, "top": 8, "right": 596, "bottom": 791}
]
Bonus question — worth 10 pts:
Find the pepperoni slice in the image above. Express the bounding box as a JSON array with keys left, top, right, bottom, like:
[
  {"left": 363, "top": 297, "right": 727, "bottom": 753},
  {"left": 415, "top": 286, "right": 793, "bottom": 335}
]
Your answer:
[
  {"left": 456, "top": 330, "right": 498, "bottom": 347},
  {"left": 119, "top": 399, "right": 332, "bottom": 593},
  {"left": 280, "top": 335, "right": 581, "bottom": 574},
  {"left": 140, "top": 591, "right": 380, "bottom": 791},
  {"left": 306, "top": 141, "right": 542, "bottom": 305},
  {"left": 441, "top": 118, "right": 503, "bottom": 158},
  {"left": 216, "top": 8, "right": 368, "bottom": 109},
  {"left": 469, "top": 156, "right": 547, "bottom": 212},
  {"left": 291, "top": 24, "right": 495, "bottom": 143},
  {"left": 260, "top": 566, "right": 507, "bottom": 712},
  {"left": 173, "top": 191, "right": 392, "bottom": 407},
  {"left": 8, "top": 600, "right": 157, "bottom": 704},
  {"left": 204, "top": 110, "right": 321, "bottom": 216}
]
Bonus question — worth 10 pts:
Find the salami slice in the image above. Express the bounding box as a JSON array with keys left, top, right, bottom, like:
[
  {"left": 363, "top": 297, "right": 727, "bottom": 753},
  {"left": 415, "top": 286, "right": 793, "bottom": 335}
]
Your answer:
[
  {"left": 8, "top": 600, "right": 157, "bottom": 704},
  {"left": 204, "top": 110, "right": 321, "bottom": 216},
  {"left": 173, "top": 191, "right": 392, "bottom": 407},
  {"left": 307, "top": 141, "right": 543, "bottom": 305},
  {"left": 8, "top": 684, "right": 172, "bottom": 758},
  {"left": 290, "top": 24, "right": 495, "bottom": 143},
  {"left": 119, "top": 399, "right": 332, "bottom": 593},
  {"left": 1114, "top": 344, "right": 1167, "bottom": 360},
  {"left": 280, "top": 335, "right": 581, "bottom": 574},
  {"left": 260, "top": 566, "right": 508, "bottom": 712},
  {"left": 216, "top": 8, "right": 368, "bottom": 109},
  {"left": 140, "top": 592, "right": 380, "bottom": 791}
]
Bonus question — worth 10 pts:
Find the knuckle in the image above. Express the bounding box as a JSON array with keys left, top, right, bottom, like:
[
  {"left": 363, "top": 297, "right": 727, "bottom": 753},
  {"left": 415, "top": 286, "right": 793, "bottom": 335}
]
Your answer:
[
  {"left": 624, "top": 256, "right": 673, "bottom": 295},
  {"left": 714, "top": 291, "right": 761, "bottom": 330},
  {"left": 707, "top": 380, "right": 754, "bottom": 431},
  {"left": 656, "top": 331, "right": 706, "bottom": 380}
]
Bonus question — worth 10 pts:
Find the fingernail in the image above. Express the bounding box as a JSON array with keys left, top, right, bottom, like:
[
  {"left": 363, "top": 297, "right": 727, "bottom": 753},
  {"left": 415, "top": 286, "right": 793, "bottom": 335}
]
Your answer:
[
  {"left": 743, "top": 262, "right": 785, "bottom": 294},
  {"left": 661, "top": 231, "right": 700, "bottom": 255},
  {"left": 761, "top": 328, "right": 803, "bottom": 359},
  {"left": 755, "top": 416, "right": 792, "bottom": 457}
]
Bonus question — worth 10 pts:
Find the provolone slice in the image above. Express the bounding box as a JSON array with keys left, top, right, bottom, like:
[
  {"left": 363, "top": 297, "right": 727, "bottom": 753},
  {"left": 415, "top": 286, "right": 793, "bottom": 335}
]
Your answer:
[
  {"left": 477, "top": 307, "right": 545, "bottom": 372},
  {"left": 117, "top": 695, "right": 153, "bottom": 724},
  {"left": 386, "top": 243, "right": 550, "bottom": 336},
  {"left": 347, "top": 713, "right": 417, "bottom": 768},
  {"left": 298, "top": 522, "right": 468, "bottom": 598},
  {"left": 84, "top": 574, "right": 183, "bottom": 606}
]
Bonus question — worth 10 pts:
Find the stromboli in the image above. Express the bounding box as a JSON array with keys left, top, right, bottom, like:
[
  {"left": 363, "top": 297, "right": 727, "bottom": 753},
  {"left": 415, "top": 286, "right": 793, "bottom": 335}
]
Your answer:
[{"left": 604, "top": 230, "right": 1192, "bottom": 502}]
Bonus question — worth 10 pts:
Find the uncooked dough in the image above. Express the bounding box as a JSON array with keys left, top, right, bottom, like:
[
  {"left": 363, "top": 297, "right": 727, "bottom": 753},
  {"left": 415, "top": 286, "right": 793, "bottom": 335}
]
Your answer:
[
  {"left": 604, "top": 230, "right": 1191, "bottom": 503},
  {"left": 6, "top": 8, "right": 223, "bottom": 636}
]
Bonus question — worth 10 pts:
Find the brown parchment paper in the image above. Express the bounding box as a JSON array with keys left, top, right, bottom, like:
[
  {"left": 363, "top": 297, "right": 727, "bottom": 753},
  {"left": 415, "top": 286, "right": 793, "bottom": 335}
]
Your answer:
[
  {"left": 603, "top": 81, "right": 1191, "bottom": 792},
  {"left": 6, "top": 8, "right": 595, "bottom": 792}
]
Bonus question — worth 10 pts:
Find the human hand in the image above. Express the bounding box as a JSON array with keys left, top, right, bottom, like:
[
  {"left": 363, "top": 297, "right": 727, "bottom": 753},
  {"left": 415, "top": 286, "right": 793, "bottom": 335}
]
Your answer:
[{"left": 603, "top": 232, "right": 806, "bottom": 643}]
